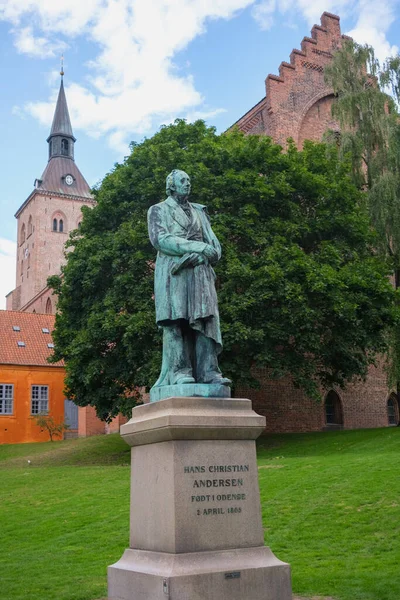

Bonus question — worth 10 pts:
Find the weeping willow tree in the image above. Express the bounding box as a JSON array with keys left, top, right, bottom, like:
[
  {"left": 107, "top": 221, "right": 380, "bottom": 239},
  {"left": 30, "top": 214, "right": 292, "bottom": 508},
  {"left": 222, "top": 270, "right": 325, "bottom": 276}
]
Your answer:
[{"left": 325, "top": 40, "right": 400, "bottom": 387}]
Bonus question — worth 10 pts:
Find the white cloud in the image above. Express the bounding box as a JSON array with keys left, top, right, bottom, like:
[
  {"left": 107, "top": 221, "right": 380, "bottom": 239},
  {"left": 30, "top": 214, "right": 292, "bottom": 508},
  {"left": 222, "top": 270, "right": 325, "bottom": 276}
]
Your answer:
[
  {"left": 251, "top": 0, "right": 398, "bottom": 61},
  {"left": 12, "top": 26, "right": 67, "bottom": 58},
  {"left": 184, "top": 107, "right": 227, "bottom": 122},
  {"left": 348, "top": 25, "right": 398, "bottom": 61},
  {"left": 347, "top": 0, "right": 399, "bottom": 61},
  {"left": 1, "top": 0, "right": 398, "bottom": 153},
  {"left": 0, "top": 238, "right": 16, "bottom": 310},
  {"left": 251, "top": 0, "right": 276, "bottom": 30},
  {"left": 1, "top": 0, "right": 254, "bottom": 153}
]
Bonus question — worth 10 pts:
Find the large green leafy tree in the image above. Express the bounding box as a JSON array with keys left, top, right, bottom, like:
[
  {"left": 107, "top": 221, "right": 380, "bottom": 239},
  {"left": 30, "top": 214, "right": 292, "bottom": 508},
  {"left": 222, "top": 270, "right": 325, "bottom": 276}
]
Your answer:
[
  {"left": 49, "top": 120, "right": 397, "bottom": 420},
  {"left": 325, "top": 40, "right": 400, "bottom": 385}
]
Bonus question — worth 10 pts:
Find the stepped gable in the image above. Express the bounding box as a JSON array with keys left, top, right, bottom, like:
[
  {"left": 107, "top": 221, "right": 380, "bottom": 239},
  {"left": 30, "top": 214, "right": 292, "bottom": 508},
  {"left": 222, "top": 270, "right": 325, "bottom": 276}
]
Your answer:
[{"left": 233, "top": 12, "right": 351, "bottom": 147}]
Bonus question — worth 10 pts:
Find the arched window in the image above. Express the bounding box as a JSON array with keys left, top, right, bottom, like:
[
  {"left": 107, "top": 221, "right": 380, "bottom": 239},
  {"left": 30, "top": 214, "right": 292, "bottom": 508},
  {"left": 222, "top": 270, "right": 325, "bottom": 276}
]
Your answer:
[
  {"left": 77, "top": 221, "right": 82, "bottom": 230},
  {"left": 52, "top": 213, "right": 67, "bottom": 233},
  {"left": 325, "top": 391, "right": 343, "bottom": 426},
  {"left": 27, "top": 253, "right": 30, "bottom": 269},
  {"left": 46, "top": 298, "right": 52, "bottom": 314},
  {"left": 387, "top": 395, "right": 399, "bottom": 426},
  {"left": 28, "top": 215, "right": 33, "bottom": 236},
  {"left": 20, "top": 223, "right": 26, "bottom": 245},
  {"left": 21, "top": 260, "right": 23, "bottom": 276},
  {"left": 61, "top": 139, "right": 69, "bottom": 156}
]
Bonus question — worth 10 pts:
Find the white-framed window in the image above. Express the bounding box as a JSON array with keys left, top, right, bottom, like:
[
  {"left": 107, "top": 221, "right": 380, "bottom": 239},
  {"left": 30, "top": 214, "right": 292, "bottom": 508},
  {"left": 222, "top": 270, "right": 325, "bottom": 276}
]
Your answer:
[
  {"left": 31, "top": 385, "right": 49, "bottom": 414},
  {"left": 0, "top": 384, "right": 14, "bottom": 415}
]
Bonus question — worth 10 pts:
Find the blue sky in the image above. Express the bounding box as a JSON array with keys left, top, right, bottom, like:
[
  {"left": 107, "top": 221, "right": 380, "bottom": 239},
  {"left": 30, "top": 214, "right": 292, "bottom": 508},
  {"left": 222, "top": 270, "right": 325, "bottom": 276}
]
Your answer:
[{"left": 0, "top": 0, "right": 399, "bottom": 307}]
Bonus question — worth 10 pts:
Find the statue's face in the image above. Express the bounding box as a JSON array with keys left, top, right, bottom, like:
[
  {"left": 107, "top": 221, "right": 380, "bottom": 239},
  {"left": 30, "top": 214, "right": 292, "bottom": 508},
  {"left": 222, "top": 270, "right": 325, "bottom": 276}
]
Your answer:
[{"left": 173, "top": 171, "right": 191, "bottom": 197}]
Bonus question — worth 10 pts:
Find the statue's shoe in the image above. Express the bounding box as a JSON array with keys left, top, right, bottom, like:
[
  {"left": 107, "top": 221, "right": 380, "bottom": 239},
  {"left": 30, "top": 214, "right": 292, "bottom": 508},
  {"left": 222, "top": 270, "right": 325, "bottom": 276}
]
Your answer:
[
  {"left": 174, "top": 376, "right": 196, "bottom": 384},
  {"left": 204, "top": 376, "right": 232, "bottom": 386}
]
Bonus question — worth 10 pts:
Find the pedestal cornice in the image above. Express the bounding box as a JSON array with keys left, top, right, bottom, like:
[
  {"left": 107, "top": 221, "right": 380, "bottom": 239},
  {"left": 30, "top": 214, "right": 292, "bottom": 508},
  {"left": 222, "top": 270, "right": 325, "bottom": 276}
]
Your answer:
[{"left": 120, "top": 397, "right": 266, "bottom": 446}]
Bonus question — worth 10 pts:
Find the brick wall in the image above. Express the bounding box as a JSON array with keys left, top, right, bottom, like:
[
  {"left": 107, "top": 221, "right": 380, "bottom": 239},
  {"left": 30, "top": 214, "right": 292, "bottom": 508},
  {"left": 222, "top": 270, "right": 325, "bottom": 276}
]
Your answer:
[
  {"left": 78, "top": 406, "right": 106, "bottom": 438},
  {"left": 237, "top": 373, "right": 324, "bottom": 433},
  {"left": 231, "top": 11, "right": 400, "bottom": 433},
  {"left": 18, "top": 287, "right": 56, "bottom": 315},
  {"left": 339, "top": 363, "right": 392, "bottom": 429},
  {"left": 9, "top": 191, "right": 94, "bottom": 312},
  {"left": 106, "top": 414, "right": 129, "bottom": 434},
  {"left": 78, "top": 407, "right": 130, "bottom": 437},
  {"left": 237, "top": 362, "right": 395, "bottom": 433}
]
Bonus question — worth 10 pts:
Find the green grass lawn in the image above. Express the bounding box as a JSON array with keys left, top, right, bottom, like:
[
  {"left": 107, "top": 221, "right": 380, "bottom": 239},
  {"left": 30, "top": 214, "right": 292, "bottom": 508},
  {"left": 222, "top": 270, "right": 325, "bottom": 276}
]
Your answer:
[{"left": 0, "top": 427, "right": 399, "bottom": 600}]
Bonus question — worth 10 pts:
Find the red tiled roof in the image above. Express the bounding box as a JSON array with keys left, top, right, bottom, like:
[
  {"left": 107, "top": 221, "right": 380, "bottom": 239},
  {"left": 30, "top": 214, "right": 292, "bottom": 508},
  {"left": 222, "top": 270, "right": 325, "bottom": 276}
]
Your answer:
[{"left": 0, "top": 311, "right": 64, "bottom": 367}]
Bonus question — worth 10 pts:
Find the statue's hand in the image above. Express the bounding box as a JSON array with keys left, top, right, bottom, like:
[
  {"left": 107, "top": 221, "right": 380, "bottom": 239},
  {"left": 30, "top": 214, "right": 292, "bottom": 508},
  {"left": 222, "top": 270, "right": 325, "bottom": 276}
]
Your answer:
[
  {"left": 202, "top": 245, "right": 218, "bottom": 262},
  {"left": 188, "top": 253, "right": 206, "bottom": 267}
]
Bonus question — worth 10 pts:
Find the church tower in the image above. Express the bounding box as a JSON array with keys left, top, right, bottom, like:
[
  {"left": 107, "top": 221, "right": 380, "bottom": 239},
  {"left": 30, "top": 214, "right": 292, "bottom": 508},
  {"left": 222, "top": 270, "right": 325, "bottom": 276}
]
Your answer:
[{"left": 6, "top": 72, "right": 95, "bottom": 314}]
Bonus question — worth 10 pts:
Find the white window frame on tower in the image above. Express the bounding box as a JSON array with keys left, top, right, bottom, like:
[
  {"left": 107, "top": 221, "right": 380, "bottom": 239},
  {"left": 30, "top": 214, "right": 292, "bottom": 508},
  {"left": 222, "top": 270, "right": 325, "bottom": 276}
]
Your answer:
[
  {"left": 31, "top": 385, "right": 49, "bottom": 415},
  {"left": 0, "top": 384, "right": 14, "bottom": 415}
]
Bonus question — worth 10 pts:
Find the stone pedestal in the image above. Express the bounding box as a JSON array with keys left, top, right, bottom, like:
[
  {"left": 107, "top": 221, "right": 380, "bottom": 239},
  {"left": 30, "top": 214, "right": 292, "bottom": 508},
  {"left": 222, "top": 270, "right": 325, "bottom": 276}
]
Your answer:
[{"left": 108, "top": 397, "right": 292, "bottom": 600}]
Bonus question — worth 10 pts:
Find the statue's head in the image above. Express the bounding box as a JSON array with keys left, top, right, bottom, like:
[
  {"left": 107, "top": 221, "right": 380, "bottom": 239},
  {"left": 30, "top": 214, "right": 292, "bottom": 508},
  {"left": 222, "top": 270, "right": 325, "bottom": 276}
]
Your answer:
[{"left": 166, "top": 169, "right": 191, "bottom": 199}]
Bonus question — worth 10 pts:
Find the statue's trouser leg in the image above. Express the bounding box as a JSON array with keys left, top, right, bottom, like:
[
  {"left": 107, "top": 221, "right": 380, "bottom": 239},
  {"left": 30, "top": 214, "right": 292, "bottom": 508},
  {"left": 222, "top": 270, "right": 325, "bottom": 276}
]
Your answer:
[
  {"left": 162, "top": 322, "right": 194, "bottom": 384},
  {"left": 194, "top": 332, "right": 221, "bottom": 383}
]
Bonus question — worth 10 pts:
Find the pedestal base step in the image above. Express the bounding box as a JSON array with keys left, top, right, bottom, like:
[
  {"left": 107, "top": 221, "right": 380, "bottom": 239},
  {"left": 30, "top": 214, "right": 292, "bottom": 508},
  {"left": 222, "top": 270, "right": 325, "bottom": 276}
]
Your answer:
[{"left": 108, "top": 546, "right": 292, "bottom": 600}]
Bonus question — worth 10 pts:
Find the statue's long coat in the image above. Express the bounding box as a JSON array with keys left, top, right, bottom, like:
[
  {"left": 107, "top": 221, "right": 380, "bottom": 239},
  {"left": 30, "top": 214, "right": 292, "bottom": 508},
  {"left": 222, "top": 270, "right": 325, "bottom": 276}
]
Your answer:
[{"left": 147, "top": 196, "right": 222, "bottom": 349}]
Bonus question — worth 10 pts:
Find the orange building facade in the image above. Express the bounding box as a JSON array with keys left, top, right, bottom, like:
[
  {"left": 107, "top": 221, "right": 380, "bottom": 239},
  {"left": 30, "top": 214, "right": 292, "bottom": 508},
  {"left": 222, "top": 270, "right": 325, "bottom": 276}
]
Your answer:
[
  {"left": 0, "top": 310, "right": 126, "bottom": 444},
  {"left": 0, "top": 363, "right": 66, "bottom": 444},
  {"left": 0, "top": 311, "right": 75, "bottom": 444}
]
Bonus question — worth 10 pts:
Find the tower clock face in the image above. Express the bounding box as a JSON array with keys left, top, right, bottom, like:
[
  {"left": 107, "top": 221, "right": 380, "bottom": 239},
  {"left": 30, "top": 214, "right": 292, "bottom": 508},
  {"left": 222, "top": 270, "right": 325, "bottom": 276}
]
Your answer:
[{"left": 65, "top": 175, "right": 74, "bottom": 185}]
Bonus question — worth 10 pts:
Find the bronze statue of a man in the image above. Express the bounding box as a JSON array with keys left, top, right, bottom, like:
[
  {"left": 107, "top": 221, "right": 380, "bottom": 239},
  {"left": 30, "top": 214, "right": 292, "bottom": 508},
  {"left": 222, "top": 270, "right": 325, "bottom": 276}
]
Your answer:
[{"left": 148, "top": 169, "right": 231, "bottom": 392}]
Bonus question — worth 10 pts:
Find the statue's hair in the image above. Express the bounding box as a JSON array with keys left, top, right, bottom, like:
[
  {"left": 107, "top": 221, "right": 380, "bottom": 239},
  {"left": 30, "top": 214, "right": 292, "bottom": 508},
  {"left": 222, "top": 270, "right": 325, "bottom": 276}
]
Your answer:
[{"left": 166, "top": 169, "right": 188, "bottom": 196}]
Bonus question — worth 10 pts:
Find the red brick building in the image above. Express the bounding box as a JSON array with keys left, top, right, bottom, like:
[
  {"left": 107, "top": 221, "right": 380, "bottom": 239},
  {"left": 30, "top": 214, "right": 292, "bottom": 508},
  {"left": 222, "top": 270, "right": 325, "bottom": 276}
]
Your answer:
[
  {"left": 6, "top": 77, "right": 95, "bottom": 314},
  {"left": 233, "top": 12, "right": 400, "bottom": 431}
]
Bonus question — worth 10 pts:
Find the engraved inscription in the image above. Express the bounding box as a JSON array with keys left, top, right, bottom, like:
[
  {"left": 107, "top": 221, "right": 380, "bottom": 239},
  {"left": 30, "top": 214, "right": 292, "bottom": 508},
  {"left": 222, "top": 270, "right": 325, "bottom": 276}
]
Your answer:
[
  {"left": 184, "top": 464, "right": 250, "bottom": 517},
  {"left": 193, "top": 478, "right": 244, "bottom": 488}
]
